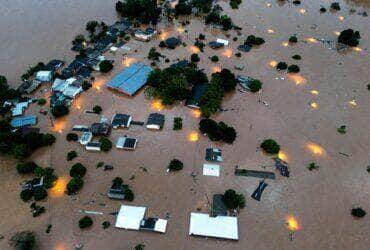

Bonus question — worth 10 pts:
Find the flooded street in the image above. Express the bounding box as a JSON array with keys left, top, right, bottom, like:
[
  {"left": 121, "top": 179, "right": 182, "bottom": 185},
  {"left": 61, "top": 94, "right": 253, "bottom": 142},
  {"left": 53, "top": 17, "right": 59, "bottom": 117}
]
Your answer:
[
  {"left": 0, "top": 0, "right": 370, "bottom": 249},
  {"left": 0, "top": 0, "right": 117, "bottom": 86}
]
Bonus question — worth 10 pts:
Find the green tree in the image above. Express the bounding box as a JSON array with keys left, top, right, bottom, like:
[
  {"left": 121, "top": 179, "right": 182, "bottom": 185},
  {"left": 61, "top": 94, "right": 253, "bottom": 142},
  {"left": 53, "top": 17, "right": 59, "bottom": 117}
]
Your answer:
[
  {"left": 70, "top": 163, "right": 87, "bottom": 178},
  {"left": 168, "top": 159, "right": 184, "bottom": 171},
  {"left": 116, "top": 0, "right": 161, "bottom": 25},
  {"left": 79, "top": 216, "right": 93, "bottom": 229},
  {"left": 99, "top": 137, "right": 112, "bottom": 152},
  {"left": 223, "top": 189, "right": 245, "bottom": 209},
  {"left": 99, "top": 60, "right": 113, "bottom": 73},
  {"left": 51, "top": 104, "right": 69, "bottom": 118},
  {"left": 86, "top": 20, "right": 99, "bottom": 36},
  {"left": 260, "top": 139, "right": 280, "bottom": 154},
  {"left": 67, "top": 177, "right": 84, "bottom": 194},
  {"left": 93, "top": 105, "right": 102, "bottom": 114}
]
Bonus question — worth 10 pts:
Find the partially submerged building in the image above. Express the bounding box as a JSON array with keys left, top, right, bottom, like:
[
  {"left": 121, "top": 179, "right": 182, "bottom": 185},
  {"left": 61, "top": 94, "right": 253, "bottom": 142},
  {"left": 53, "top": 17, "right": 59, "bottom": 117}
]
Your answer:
[
  {"left": 189, "top": 213, "right": 239, "bottom": 240},
  {"left": 106, "top": 63, "right": 153, "bottom": 96},
  {"left": 111, "top": 113, "right": 132, "bottom": 129},
  {"left": 107, "top": 183, "right": 126, "bottom": 200},
  {"left": 146, "top": 113, "right": 165, "bottom": 130},
  {"left": 164, "top": 37, "right": 181, "bottom": 49},
  {"left": 11, "top": 115, "right": 37, "bottom": 128},
  {"left": 115, "top": 205, "right": 167, "bottom": 233},
  {"left": 116, "top": 136, "right": 137, "bottom": 150},
  {"left": 22, "top": 177, "right": 44, "bottom": 191},
  {"left": 35, "top": 71, "right": 53, "bottom": 82},
  {"left": 85, "top": 141, "right": 102, "bottom": 151},
  {"left": 134, "top": 28, "right": 157, "bottom": 42},
  {"left": 185, "top": 83, "right": 207, "bottom": 109},
  {"left": 90, "top": 122, "right": 111, "bottom": 136},
  {"left": 205, "top": 148, "right": 223, "bottom": 162},
  {"left": 79, "top": 132, "right": 93, "bottom": 145}
]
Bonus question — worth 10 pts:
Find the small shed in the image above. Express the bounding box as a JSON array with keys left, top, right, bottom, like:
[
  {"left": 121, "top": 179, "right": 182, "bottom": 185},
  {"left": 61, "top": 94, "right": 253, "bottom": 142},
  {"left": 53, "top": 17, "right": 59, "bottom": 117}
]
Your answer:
[
  {"left": 216, "top": 38, "right": 229, "bottom": 46},
  {"left": 79, "top": 132, "right": 93, "bottom": 145},
  {"left": 146, "top": 113, "right": 165, "bottom": 130},
  {"left": 202, "top": 164, "right": 220, "bottom": 177},
  {"left": 208, "top": 41, "right": 224, "bottom": 49},
  {"left": 107, "top": 183, "right": 126, "bottom": 200},
  {"left": 85, "top": 141, "right": 101, "bottom": 151},
  {"left": 115, "top": 205, "right": 147, "bottom": 230},
  {"left": 164, "top": 37, "right": 181, "bottom": 49},
  {"left": 36, "top": 71, "right": 53, "bottom": 82}
]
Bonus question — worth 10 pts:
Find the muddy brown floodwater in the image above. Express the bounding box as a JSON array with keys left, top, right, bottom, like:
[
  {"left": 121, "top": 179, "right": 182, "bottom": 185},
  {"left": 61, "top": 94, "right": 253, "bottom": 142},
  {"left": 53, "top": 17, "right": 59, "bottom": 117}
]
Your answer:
[{"left": 0, "top": 0, "right": 370, "bottom": 250}]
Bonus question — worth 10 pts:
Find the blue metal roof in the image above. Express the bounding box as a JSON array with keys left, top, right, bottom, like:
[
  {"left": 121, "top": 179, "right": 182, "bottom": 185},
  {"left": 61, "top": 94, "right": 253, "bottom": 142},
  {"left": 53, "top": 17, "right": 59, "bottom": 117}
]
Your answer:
[
  {"left": 11, "top": 115, "right": 37, "bottom": 128},
  {"left": 106, "top": 63, "right": 153, "bottom": 96}
]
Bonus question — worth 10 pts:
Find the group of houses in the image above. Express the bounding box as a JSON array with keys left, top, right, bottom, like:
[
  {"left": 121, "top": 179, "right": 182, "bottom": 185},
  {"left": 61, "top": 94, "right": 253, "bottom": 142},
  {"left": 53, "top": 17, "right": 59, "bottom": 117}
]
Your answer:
[{"left": 72, "top": 112, "right": 165, "bottom": 152}]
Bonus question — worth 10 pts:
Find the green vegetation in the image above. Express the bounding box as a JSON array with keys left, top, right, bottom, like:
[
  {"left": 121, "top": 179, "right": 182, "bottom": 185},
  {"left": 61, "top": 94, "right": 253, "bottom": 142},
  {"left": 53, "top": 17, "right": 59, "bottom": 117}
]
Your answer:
[
  {"left": 175, "top": 0, "right": 192, "bottom": 16},
  {"left": 9, "top": 231, "right": 36, "bottom": 250},
  {"left": 21, "top": 62, "right": 47, "bottom": 81},
  {"left": 146, "top": 65, "right": 207, "bottom": 105},
  {"left": 37, "top": 98, "right": 46, "bottom": 105},
  {"left": 194, "top": 40, "right": 205, "bottom": 52},
  {"left": 93, "top": 105, "right": 102, "bottom": 114},
  {"left": 0, "top": 75, "right": 21, "bottom": 103},
  {"left": 337, "top": 125, "right": 346, "bottom": 134},
  {"left": 67, "top": 177, "right": 84, "bottom": 194},
  {"left": 276, "top": 62, "right": 288, "bottom": 71},
  {"left": 367, "top": 84, "right": 370, "bottom": 90},
  {"left": 199, "top": 118, "right": 237, "bottom": 143},
  {"left": 351, "top": 207, "right": 366, "bottom": 218},
  {"left": 230, "top": 0, "right": 242, "bottom": 9},
  {"left": 66, "top": 133, "right": 78, "bottom": 142},
  {"left": 102, "top": 221, "right": 111, "bottom": 229},
  {"left": 79, "top": 216, "right": 93, "bottom": 229},
  {"left": 249, "top": 79, "right": 263, "bottom": 93},
  {"left": 198, "top": 33, "right": 206, "bottom": 40},
  {"left": 33, "top": 187, "right": 47, "bottom": 201},
  {"left": 173, "top": 117, "right": 183, "bottom": 130},
  {"left": 289, "top": 35, "right": 298, "bottom": 43},
  {"left": 260, "top": 139, "right": 280, "bottom": 154},
  {"left": 287, "top": 64, "right": 300, "bottom": 73},
  {"left": 330, "top": 2, "right": 341, "bottom": 11},
  {"left": 210, "top": 55, "right": 219, "bottom": 62},
  {"left": 292, "top": 54, "right": 301, "bottom": 60},
  {"left": 320, "top": 7, "right": 327, "bottom": 13},
  {"left": 148, "top": 47, "right": 161, "bottom": 61},
  {"left": 20, "top": 189, "right": 33, "bottom": 202},
  {"left": 191, "top": 53, "right": 200, "bottom": 63},
  {"left": 67, "top": 150, "right": 78, "bottom": 161},
  {"left": 115, "top": 0, "right": 161, "bottom": 25},
  {"left": 338, "top": 29, "right": 361, "bottom": 47},
  {"left": 99, "top": 60, "right": 113, "bottom": 73},
  {"left": 307, "top": 162, "right": 320, "bottom": 171},
  {"left": 99, "top": 137, "right": 112, "bottom": 152},
  {"left": 245, "top": 35, "right": 265, "bottom": 46},
  {"left": 367, "top": 166, "right": 370, "bottom": 173},
  {"left": 135, "top": 244, "right": 146, "bottom": 250},
  {"left": 205, "top": 6, "right": 233, "bottom": 31},
  {"left": 17, "top": 162, "right": 38, "bottom": 174},
  {"left": 82, "top": 80, "right": 92, "bottom": 91},
  {"left": 168, "top": 159, "right": 184, "bottom": 171},
  {"left": 52, "top": 104, "right": 69, "bottom": 117},
  {"left": 70, "top": 163, "right": 87, "bottom": 178},
  {"left": 222, "top": 189, "right": 245, "bottom": 210}
]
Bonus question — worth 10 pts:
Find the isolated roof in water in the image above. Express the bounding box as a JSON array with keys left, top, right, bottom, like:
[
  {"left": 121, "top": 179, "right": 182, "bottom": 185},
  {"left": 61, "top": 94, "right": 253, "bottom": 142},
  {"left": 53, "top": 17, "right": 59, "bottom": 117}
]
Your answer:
[
  {"left": 106, "top": 63, "right": 153, "bottom": 96},
  {"left": 115, "top": 205, "right": 146, "bottom": 230},
  {"left": 147, "top": 113, "right": 165, "bottom": 127},
  {"left": 186, "top": 83, "right": 207, "bottom": 108},
  {"left": 189, "top": 212, "right": 239, "bottom": 240},
  {"left": 11, "top": 115, "right": 37, "bottom": 128}
]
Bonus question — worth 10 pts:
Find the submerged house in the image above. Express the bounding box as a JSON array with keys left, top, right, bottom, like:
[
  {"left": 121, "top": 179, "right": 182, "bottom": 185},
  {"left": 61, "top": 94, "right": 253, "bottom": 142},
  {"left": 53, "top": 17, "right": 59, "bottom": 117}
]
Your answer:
[
  {"left": 52, "top": 78, "right": 83, "bottom": 99},
  {"left": 134, "top": 28, "right": 157, "bottom": 41},
  {"left": 85, "top": 141, "right": 101, "bottom": 151},
  {"left": 146, "top": 113, "right": 165, "bottom": 130},
  {"left": 111, "top": 113, "right": 132, "bottom": 129},
  {"left": 164, "top": 37, "right": 181, "bottom": 49},
  {"left": 11, "top": 115, "right": 37, "bottom": 128},
  {"left": 22, "top": 177, "right": 44, "bottom": 191},
  {"left": 205, "top": 148, "right": 223, "bottom": 162},
  {"left": 90, "top": 122, "right": 111, "bottom": 136},
  {"left": 185, "top": 83, "right": 207, "bottom": 109},
  {"left": 106, "top": 63, "right": 153, "bottom": 96},
  {"left": 107, "top": 183, "right": 126, "bottom": 200},
  {"left": 35, "top": 71, "right": 53, "bottom": 82},
  {"left": 116, "top": 136, "right": 137, "bottom": 150}
]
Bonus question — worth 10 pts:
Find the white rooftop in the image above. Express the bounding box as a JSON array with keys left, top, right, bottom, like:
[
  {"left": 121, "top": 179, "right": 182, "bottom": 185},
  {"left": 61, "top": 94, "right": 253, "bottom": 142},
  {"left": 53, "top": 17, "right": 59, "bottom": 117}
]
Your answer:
[
  {"left": 154, "top": 219, "right": 168, "bottom": 233},
  {"left": 115, "top": 205, "right": 146, "bottom": 230},
  {"left": 203, "top": 164, "right": 220, "bottom": 177},
  {"left": 189, "top": 213, "right": 239, "bottom": 240},
  {"left": 216, "top": 38, "right": 229, "bottom": 46}
]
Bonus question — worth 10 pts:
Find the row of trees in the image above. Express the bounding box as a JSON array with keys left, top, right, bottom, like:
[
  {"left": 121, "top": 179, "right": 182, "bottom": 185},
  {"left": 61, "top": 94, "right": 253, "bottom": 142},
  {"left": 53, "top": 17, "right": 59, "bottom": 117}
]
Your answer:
[
  {"left": 199, "top": 118, "right": 237, "bottom": 144},
  {"left": 115, "top": 0, "right": 161, "bottom": 25},
  {"left": 67, "top": 163, "right": 86, "bottom": 194}
]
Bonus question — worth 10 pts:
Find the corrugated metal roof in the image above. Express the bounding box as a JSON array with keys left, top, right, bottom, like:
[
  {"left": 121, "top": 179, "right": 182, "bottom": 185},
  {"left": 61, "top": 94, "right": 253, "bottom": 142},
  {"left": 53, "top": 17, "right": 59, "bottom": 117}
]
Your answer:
[
  {"left": 11, "top": 115, "right": 37, "bottom": 128},
  {"left": 106, "top": 63, "right": 153, "bottom": 96}
]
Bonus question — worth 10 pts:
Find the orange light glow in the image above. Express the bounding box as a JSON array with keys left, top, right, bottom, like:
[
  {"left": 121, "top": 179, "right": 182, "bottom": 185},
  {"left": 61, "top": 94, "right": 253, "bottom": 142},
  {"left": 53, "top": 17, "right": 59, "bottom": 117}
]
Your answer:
[
  {"left": 306, "top": 142, "right": 325, "bottom": 156},
  {"left": 269, "top": 60, "right": 277, "bottom": 67},
  {"left": 306, "top": 37, "right": 318, "bottom": 43},
  {"left": 177, "top": 27, "right": 185, "bottom": 34},
  {"left": 159, "top": 31, "right": 169, "bottom": 41},
  {"left": 338, "top": 16, "right": 345, "bottom": 21},
  {"left": 72, "top": 97, "right": 83, "bottom": 110},
  {"left": 93, "top": 78, "right": 105, "bottom": 91},
  {"left": 52, "top": 118, "right": 67, "bottom": 133},
  {"left": 151, "top": 100, "right": 164, "bottom": 111},
  {"left": 299, "top": 8, "right": 307, "bottom": 14},
  {"left": 188, "top": 131, "right": 199, "bottom": 142},
  {"left": 170, "top": 0, "right": 178, "bottom": 8},
  {"left": 222, "top": 48, "right": 233, "bottom": 58},
  {"left": 278, "top": 151, "right": 289, "bottom": 162},
  {"left": 282, "top": 41, "right": 289, "bottom": 47},
  {"left": 310, "top": 90, "right": 319, "bottom": 95},
  {"left": 348, "top": 99, "right": 357, "bottom": 106},
  {"left": 267, "top": 29, "right": 275, "bottom": 34},
  {"left": 286, "top": 215, "right": 300, "bottom": 231},
  {"left": 288, "top": 74, "right": 306, "bottom": 85},
  {"left": 212, "top": 66, "right": 221, "bottom": 73},
  {"left": 191, "top": 109, "right": 201, "bottom": 118},
  {"left": 54, "top": 243, "right": 67, "bottom": 250},
  {"left": 123, "top": 57, "right": 136, "bottom": 67},
  {"left": 266, "top": 3, "right": 272, "bottom": 7},
  {"left": 334, "top": 31, "right": 340, "bottom": 36},
  {"left": 189, "top": 45, "right": 200, "bottom": 54},
  {"left": 310, "top": 102, "right": 319, "bottom": 109},
  {"left": 353, "top": 47, "right": 362, "bottom": 52},
  {"left": 50, "top": 177, "right": 68, "bottom": 198}
]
